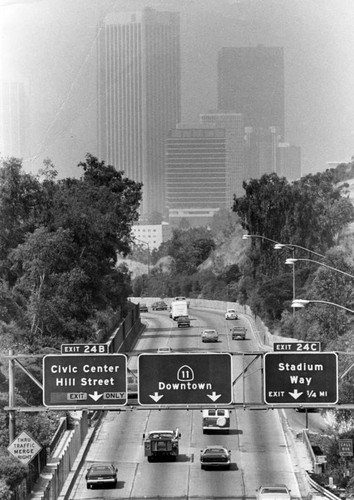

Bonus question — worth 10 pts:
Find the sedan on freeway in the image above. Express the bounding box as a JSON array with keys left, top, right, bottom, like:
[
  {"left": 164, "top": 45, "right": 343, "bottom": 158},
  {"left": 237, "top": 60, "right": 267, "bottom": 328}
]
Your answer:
[
  {"left": 225, "top": 308, "right": 238, "bottom": 320},
  {"left": 256, "top": 484, "right": 291, "bottom": 500},
  {"left": 200, "top": 445, "right": 231, "bottom": 470},
  {"left": 85, "top": 463, "right": 117, "bottom": 489},
  {"left": 151, "top": 300, "right": 168, "bottom": 311},
  {"left": 201, "top": 329, "right": 219, "bottom": 342}
]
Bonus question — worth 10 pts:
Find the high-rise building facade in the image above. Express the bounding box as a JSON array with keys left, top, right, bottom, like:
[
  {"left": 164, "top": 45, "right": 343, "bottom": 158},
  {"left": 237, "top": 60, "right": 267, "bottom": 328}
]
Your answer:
[
  {"left": 0, "top": 81, "right": 28, "bottom": 159},
  {"left": 218, "top": 45, "right": 285, "bottom": 138},
  {"left": 200, "top": 112, "right": 245, "bottom": 201},
  {"left": 277, "top": 143, "right": 301, "bottom": 180},
  {"left": 97, "top": 8, "right": 181, "bottom": 217},
  {"left": 166, "top": 128, "right": 227, "bottom": 226}
]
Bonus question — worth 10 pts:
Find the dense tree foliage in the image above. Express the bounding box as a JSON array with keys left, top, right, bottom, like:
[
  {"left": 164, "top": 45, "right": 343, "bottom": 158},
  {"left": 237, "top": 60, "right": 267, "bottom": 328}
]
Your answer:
[{"left": 0, "top": 155, "right": 142, "bottom": 351}]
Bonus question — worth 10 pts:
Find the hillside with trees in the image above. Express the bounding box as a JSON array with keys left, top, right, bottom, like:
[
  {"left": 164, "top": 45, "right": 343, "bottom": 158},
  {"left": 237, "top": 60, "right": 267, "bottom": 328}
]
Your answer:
[{"left": 0, "top": 154, "right": 142, "bottom": 494}]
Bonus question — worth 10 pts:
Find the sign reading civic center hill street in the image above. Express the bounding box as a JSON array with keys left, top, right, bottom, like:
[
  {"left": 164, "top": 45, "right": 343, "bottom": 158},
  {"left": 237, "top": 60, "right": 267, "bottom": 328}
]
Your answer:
[
  {"left": 138, "top": 353, "right": 232, "bottom": 406},
  {"left": 264, "top": 352, "right": 338, "bottom": 406},
  {"left": 43, "top": 354, "right": 127, "bottom": 408}
]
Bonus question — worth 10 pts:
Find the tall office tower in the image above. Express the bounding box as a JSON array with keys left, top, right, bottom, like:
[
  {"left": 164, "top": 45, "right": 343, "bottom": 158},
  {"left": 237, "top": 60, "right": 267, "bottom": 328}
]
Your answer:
[
  {"left": 166, "top": 128, "right": 227, "bottom": 227},
  {"left": 244, "top": 126, "right": 281, "bottom": 179},
  {"left": 200, "top": 112, "right": 245, "bottom": 202},
  {"left": 0, "top": 81, "right": 28, "bottom": 159},
  {"left": 97, "top": 8, "right": 181, "bottom": 217},
  {"left": 218, "top": 46, "right": 285, "bottom": 139},
  {"left": 277, "top": 143, "right": 301, "bottom": 180}
]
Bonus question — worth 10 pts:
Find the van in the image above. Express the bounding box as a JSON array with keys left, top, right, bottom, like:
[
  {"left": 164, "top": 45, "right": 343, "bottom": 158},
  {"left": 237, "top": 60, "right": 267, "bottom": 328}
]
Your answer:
[{"left": 202, "top": 408, "right": 231, "bottom": 434}]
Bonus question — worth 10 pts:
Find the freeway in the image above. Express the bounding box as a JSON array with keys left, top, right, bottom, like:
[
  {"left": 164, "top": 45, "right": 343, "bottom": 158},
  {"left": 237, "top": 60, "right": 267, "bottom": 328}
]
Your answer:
[{"left": 69, "top": 306, "right": 303, "bottom": 499}]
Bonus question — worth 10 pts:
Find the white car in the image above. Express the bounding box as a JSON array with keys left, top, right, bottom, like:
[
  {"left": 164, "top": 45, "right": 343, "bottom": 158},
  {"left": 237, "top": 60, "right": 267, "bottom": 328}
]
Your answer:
[
  {"left": 157, "top": 347, "right": 173, "bottom": 353},
  {"left": 256, "top": 485, "right": 291, "bottom": 500},
  {"left": 225, "top": 308, "right": 238, "bottom": 320}
]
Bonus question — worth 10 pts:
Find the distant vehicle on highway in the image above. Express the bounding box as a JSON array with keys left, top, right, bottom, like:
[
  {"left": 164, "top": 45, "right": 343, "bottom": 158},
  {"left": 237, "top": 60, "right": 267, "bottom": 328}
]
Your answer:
[
  {"left": 256, "top": 484, "right": 291, "bottom": 500},
  {"left": 151, "top": 300, "right": 168, "bottom": 311},
  {"left": 143, "top": 429, "right": 181, "bottom": 461},
  {"left": 170, "top": 299, "right": 188, "bottom": 320},
  {"left": 231, "top": 326, "right": 247, "bottom": 340},
  {"left": 201, "top": 329, "right": 218, "bottom": 343},
  {"left": 157, "top": 347, "right": 173, "bottom": 353},
  {"left": 139, "top": 303, "right": 148, "bottom": 312},
  {"left": 200, "top": 445, "right": 231, "bottom": 470},
  {"left": 225, "top": 308, "right": 238, "bottom": 320},
  {"left": 177, "top": 315, "right": 191, "bottom": 328},
  {"left": 85, "top": 463, "right": 117, "bottom": 489},
  {"left": 202, "top": 409, "right": 230, "bottom": 434}
]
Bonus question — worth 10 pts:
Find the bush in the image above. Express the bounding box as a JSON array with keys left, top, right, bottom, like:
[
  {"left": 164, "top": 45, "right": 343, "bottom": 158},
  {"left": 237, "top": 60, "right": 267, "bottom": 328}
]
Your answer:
[
  {"left": 0, "top": 478, "right": 12, "bottom": 500},
  {"left": 0, "top": 454, "right": 27, "bottom": 487}
]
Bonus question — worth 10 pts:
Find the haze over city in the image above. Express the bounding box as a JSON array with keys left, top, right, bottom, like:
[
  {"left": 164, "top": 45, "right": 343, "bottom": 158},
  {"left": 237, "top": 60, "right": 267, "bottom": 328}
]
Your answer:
[{"left": 1, "top": 0, "right": 354, "bottom": 180}]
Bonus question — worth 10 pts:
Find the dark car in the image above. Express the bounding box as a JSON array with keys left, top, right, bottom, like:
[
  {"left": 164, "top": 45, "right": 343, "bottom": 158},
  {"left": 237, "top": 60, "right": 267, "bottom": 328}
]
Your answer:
[
  {"left": 85, "top": 463, "right": 118, "bottom": 489},
  {"left": 200, "top": 445, "right": 231, "bottom": 470},
  {"left": 231, "top": 326, "right": 247, "bottom": 340},
  {"left": 177, "top": 315, "right": 191, "bottom": 328},
  {"left": 139, "top": 303, "right": 148, "bottom": 312},
  {"left": 151, "top": 301, "right": 168, "bottom": 311}
]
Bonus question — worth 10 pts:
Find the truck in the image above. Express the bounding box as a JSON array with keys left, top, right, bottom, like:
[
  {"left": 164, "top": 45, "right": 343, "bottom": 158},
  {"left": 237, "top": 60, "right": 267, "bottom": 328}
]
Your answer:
[
  {"left": 202, "top": 409, "right": 231, "bottom": 434},
  {"left": 143, "top": 429, "right": 181, "bottom": 461},
  {"left": 170, "top": 300, "right": 188, "bottom": 320}
]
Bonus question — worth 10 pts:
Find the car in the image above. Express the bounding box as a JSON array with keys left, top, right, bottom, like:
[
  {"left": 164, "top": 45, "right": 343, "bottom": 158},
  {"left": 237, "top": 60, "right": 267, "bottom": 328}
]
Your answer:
[
  {"left": 231, "top": 326, "right": 247, "bottom": 340},
  {"left": 295, "top": 406, "right": 319, "bottom": 412},
  {"left": 177, "top": 315, "right": 191, "bottom": 328},
  {"left": 225, "top": 308, "right": 238, "bottom": 320},
  {"left": 85, "top": 463, "right": 118, "bottom": 489},
  {"left": 139, "top": 303, "right": 148, "bottom": 312},
  {"left": 256, "top": 484, "right": 291, "bottom": 500},
  {"left": 151, "top": 300, "right": 168, "bottom": 311},
  {"left": 202, "top": 408, "right": 231, "bottom": 433},
  {"left": 200, "top": 445, "right": 231, "bottom": 470},
  {"left": 201, "top": 329, "right": 218, "bottom": 342},
  {"left": 157, "top": 347, "right": 173, "bottom": 353},
  {"left": 127, "top": 369, "right": 138, "bottom": 399}
]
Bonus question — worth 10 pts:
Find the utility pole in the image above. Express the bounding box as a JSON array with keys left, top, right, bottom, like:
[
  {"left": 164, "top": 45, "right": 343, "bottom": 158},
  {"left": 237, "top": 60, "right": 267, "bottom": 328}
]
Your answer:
[{"left": 9, "top": 349, "right": 15, "bottom": 442}]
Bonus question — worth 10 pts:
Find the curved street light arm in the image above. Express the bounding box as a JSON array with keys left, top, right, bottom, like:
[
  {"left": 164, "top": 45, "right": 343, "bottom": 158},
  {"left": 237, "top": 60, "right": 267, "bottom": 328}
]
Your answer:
[
  {"left": 274, "top": 243, "right": 325, "bottom": 259},
  {"left": 286, "top": 258, "right": 354, "bottom": 280},
  {"left": 242, "top": 234, "right": 281, "bottom": 245},
  {"left": 291, "top": 299, "right": 354, "bottom": 314}
]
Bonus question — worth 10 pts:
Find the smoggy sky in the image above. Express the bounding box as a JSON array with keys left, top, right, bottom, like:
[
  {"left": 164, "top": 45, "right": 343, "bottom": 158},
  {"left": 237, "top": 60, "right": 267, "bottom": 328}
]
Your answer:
[{"left": 1, "top": 0, "right": 354, "bottom": 179}]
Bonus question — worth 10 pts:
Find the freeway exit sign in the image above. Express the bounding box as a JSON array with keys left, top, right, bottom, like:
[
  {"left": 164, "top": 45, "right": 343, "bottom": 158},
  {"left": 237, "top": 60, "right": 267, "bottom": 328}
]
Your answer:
[
  {"left": 43, "top": 354, "right": 127, "bottom": 408},
  {"left": 138, "top": 353, "right": 232, "bottom": 406},
  {"left": 264, "top": 352, "right": 338, "bottom": 406}
]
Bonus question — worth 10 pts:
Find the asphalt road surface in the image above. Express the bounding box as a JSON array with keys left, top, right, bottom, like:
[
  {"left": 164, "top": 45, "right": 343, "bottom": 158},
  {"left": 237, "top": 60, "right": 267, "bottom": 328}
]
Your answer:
[{"left": 69, "top": 306, "right": 302, "bottom": 499}]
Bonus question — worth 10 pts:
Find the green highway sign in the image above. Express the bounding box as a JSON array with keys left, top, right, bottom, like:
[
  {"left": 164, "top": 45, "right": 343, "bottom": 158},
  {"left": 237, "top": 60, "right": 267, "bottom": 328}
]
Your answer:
[
  {"left": 264, "top": 352, "right": 338, "bottom": 406},
  {"left": 138, "top": 353, "right": 232, "bottom": 406},
  {"left": 43, "top": 354, "right": 127, "bottom": 408}
]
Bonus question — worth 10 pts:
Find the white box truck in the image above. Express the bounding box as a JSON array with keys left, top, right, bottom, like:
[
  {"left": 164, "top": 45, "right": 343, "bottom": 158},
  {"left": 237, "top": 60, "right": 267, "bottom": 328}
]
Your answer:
[{"left": 170, "top": 300, "right": 188, "bottom": 320}]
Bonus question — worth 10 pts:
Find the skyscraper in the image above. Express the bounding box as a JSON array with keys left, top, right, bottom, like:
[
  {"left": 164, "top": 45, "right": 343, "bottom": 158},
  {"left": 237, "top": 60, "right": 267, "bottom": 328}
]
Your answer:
[
  {"left": 200, "top": 112, "right": 245, "bottom": 201},
  {"left": 166, "top": 128, "right": 227, "bottom": 227},
  {"left": 97, "top": 8, "right": 181, "bottom": 217},
  {"left": 0, "top": 81, "right": 28, "bottom": 159},
  {"left": 218, "top": 45, "right": 285, "bottom": 138}
]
